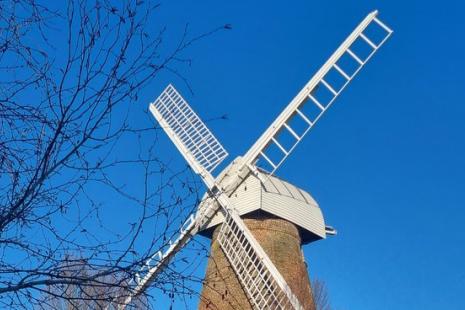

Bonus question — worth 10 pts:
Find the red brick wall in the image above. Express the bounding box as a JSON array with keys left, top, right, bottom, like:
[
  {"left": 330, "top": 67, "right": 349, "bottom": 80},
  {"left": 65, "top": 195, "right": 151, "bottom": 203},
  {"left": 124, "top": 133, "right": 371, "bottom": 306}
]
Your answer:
[{"left": 199, "top": 216, "right": 315, "bottom": 309}]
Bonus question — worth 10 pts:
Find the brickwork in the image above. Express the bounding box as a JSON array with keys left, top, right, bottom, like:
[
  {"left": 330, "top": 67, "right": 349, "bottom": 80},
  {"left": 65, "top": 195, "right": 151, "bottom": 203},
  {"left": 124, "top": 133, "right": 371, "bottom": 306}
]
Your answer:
[{"left": 199, "top": 215, "right": 315, "bottom": 310}]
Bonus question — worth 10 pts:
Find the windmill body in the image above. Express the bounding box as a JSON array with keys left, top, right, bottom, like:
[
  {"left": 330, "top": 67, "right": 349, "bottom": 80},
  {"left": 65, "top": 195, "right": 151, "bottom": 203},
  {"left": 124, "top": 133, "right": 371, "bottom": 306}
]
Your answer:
[
  {"left": 198, "top": 163, "right": 325, "bottom": 309},
  {"left": 119, "top": 10, "right": 393, "bottom": 310}
]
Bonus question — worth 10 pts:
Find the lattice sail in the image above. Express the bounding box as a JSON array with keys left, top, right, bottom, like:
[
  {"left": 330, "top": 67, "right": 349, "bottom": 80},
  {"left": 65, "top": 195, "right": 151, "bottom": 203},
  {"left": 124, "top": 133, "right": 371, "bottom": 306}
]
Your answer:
[
  {"left": 125, "top": 214, "right": 196, "bottom": 298},
  {"left": 121, "top": 196, "right": 222, "bottom": 307},
  {"left": 243, "top": 10, "right": 393, "bottom": 178},
  {"left": 150, "top": 84, "right": 228, "bottom": 174}
]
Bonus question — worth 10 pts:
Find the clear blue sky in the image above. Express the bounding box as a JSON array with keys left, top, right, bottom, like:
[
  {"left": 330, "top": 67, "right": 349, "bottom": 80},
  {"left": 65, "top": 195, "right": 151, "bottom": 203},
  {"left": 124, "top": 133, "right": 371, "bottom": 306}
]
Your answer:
[{"left": 40, "top": 1, "right": 465, "bottom": 309}]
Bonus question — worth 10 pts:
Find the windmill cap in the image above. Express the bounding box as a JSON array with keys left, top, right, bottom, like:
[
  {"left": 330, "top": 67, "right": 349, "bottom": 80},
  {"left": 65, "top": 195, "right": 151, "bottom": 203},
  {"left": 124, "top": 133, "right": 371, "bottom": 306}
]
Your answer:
[{"left": 197, "top": 163, "right": 327, "bottom": 244}]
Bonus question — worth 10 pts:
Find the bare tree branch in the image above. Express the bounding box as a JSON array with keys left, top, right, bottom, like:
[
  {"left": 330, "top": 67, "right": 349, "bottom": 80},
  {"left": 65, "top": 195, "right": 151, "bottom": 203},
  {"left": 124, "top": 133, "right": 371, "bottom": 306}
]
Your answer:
[{"left": 0, "top": 0, "right": 228, "bottom": 308}]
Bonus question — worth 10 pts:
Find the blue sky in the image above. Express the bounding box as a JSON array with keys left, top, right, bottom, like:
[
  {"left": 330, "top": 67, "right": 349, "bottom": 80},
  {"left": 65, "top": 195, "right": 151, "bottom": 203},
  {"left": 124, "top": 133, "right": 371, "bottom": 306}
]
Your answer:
[
  {"left": 135, "top": 1, "right": 465, "bottom": 309},
  {"left": 28, "top": 0, "right": 464, "bottom": 309}
]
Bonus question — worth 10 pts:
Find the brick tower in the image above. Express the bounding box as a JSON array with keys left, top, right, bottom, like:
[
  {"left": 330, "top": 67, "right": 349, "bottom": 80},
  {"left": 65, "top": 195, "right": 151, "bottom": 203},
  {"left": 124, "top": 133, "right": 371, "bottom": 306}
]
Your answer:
[{"left": 197, "top": 171, "right": 327, "bottom": 310}]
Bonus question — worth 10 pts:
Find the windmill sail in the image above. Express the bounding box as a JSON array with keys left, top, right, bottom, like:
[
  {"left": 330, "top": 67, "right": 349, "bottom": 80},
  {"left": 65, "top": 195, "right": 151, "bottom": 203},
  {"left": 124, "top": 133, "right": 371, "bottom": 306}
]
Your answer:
[
  {"left": 242, "top": 10, "right": 393, "bottom": 179},
  {"left": 150, "top": 84, "right": 228, "bottom": 174},
  {"left": 120, "top": 198, "right": 221, "bottom": 309}
]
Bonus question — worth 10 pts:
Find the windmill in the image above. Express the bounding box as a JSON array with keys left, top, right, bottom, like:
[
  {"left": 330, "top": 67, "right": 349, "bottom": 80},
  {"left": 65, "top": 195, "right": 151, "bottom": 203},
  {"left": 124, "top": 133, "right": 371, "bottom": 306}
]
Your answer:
[{"left": 121, "top": 10, "right": 392, "bottom": 310}]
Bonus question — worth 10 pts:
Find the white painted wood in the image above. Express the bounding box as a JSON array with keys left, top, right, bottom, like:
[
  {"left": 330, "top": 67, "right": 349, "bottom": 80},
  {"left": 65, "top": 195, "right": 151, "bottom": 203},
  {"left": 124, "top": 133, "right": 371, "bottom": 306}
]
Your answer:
[
  {"left": 199, "top": 172, "right": 326, "bottom": 243},
  {"left": 149, "top": 84, "right": 228, "bottom": 174},
  {"left": 240, "top": 10, "right": 393, "bottom": 179}
]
